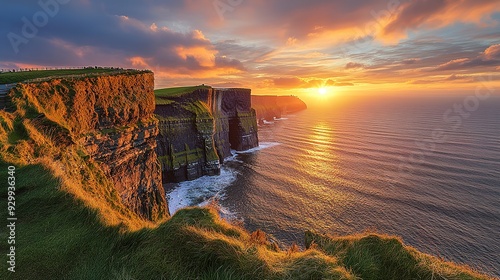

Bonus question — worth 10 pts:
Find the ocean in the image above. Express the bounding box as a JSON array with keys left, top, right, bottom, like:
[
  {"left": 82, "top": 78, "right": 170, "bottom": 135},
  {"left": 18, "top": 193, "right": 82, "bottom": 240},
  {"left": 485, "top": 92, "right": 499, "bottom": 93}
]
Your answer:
[{"left": 167, "top": 94, "right": 500, "bottom": 277}]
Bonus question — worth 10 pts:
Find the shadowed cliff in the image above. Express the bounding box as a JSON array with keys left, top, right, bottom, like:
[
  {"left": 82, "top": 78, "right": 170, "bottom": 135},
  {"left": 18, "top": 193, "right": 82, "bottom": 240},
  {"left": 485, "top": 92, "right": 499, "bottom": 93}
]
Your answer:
[{"left": 154, "top": 86, "right": 258, "bottom": 183}]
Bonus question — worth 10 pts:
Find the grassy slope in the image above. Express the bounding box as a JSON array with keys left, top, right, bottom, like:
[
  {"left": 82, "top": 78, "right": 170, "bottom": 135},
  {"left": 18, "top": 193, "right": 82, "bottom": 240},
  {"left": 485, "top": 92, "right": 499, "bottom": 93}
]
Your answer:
[
  {"left": 0, "top": 68, "right": 121, "bottom": 84},
  {"left": 0, "top": 162, "right": 492, "bottom": 280}
]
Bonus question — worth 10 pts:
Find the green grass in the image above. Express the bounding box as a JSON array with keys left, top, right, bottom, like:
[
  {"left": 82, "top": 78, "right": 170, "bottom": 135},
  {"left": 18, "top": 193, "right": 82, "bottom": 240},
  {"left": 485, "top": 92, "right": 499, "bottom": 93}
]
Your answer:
[
  {"left": 0, "top": 163, "right": 346, "bottom": 279},
  {"left": 0, "top": 68, "right": 122, "bottom": 84},
  {"left": 6, "top": 119, "right": 29, "bottom": 144},
  {"left": 304, "top": 231, "right": 490, "bottom": 280},
  {"left": 0, "top": 161, "right": 492, "bottom": 279},
  {"left": 155, "top": 85, "right": 211, "bottom": 99}
]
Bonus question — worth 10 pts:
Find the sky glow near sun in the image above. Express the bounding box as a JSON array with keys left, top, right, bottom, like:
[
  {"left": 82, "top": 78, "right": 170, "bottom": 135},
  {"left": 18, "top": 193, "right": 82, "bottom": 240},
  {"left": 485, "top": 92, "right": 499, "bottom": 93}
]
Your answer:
[{"left": 1, "top": 1, "right": 500, "bottom": 100}]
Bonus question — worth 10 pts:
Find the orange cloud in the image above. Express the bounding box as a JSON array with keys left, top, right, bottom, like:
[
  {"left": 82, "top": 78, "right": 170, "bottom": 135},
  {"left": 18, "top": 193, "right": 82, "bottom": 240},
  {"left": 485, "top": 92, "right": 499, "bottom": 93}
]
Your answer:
[
  {"left": 380, "top": 0, "right": 500, "bottom": 43},
  {"left": 483, "top": 44, "right": 500, "bottom": 60},
  {"left": 129, "top": 56, "right": 150, "bottom": 68},
  {"left": 175, "top": 46, "right": 216, "bottom": 68},
  {"left": 273, "top": 77, "right": 354, "bottom": 88}
]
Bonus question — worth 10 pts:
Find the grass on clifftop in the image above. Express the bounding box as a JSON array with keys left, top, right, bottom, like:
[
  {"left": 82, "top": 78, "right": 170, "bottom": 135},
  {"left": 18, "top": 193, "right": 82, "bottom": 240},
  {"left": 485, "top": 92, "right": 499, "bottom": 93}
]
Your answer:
[
  {"left": 0, "top": 68, "right": 122, "bottom": 85},
  {"left": 155, "top": 85, "right": 211, "bottom": 104}
]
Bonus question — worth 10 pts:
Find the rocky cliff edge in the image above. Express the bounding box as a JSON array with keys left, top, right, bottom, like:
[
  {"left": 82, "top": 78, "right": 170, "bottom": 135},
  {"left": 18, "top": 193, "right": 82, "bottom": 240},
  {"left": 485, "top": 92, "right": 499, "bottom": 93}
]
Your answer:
[{"left": 5, "top": 70, "right": 168, "bottom": 222}]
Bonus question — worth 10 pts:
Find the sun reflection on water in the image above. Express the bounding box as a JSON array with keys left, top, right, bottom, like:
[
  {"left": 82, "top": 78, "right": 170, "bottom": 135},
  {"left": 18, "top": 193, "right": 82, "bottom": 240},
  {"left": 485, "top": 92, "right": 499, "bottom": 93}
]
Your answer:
[{"left": 290, "top": 121, "right": 354, "bottom": 219}]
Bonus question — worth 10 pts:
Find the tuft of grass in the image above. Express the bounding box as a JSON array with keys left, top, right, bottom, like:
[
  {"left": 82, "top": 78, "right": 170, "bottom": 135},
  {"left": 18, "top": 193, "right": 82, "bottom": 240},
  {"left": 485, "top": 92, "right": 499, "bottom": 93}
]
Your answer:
[{"left": 305, "top": 231, "right": 493, "bottom": 280}]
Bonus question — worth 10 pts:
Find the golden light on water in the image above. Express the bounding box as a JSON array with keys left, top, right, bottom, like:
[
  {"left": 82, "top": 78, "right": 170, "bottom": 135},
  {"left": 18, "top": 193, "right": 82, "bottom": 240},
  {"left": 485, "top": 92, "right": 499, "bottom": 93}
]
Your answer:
[
  {"left": 290, "top": 121, "right": 354, "bottom": 216},
  {"left": 294, "top": 122, "right": 340, "bottom": 181}
]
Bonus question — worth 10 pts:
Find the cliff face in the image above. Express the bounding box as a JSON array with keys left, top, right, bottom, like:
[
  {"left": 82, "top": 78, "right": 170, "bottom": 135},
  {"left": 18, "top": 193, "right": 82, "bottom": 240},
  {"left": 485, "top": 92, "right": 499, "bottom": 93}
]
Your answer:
[
  {"left": 82, "top": 120, "right": 166, "bottom": 221},
  {"left": 155, "top": 87, "right": 258, "bottom": 183},
  {"left": 252, "top": 95, "right": 307, "bottom": 121},
  {"left": 15, "top": 71, "right": 168, "bottom": 221},
  {"left": 209, "top": 88, "right": 259, "bottom": 159},
  {"left": 155, "top": 93, "right": 220, "bottom": 182}
]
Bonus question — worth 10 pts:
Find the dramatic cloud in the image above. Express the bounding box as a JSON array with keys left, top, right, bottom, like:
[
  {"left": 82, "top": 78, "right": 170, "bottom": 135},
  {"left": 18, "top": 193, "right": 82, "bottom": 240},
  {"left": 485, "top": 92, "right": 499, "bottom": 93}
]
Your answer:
[
  {"left": 435, "top": 44, "right": 500, "bottom": 71},
  {"left": 0, "top": 0, "right": 245, "bottom": 78},
  {"left": 380, "top": 0, "right": 500, "bottom": 43},
  {"left": 483, "top": 44, "right": 500, "bottom": 60}
]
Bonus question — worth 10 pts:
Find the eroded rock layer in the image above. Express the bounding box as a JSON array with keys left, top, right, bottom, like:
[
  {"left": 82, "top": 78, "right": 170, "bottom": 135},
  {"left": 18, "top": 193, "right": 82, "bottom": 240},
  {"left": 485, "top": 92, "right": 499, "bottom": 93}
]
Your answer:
[
  {"left": 155, "top": 87, "right": 259, "bottom": 183},
  {"left": 16, "top": 71, "right": 169, "bottom": 220}
]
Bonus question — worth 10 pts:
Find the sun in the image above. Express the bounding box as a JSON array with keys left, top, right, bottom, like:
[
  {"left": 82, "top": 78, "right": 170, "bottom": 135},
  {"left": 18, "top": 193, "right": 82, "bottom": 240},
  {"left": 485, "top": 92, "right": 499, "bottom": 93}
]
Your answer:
[{"left": 318, "top": 87, "right": 327, "bottom": 95}]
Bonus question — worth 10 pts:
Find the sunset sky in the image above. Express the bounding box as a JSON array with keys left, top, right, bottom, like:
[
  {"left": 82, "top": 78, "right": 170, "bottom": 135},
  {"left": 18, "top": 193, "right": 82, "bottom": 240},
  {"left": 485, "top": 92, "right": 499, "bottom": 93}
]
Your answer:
[{"left": 1, "top": 0, "right": 499, "bottom": 100}]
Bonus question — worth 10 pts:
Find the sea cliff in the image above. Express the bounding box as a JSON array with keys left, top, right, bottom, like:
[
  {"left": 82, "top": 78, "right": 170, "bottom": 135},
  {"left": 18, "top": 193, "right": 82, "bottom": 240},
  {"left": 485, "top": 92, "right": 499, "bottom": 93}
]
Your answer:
[
  {"left": 155, "top": 86, "right": 258, "bottom": 183},
  {"left": 252, "top": 95, "right": 307, "bottom": 121},
  {"left": 3, "top": 70, "right": 168, "bottom": 222}
]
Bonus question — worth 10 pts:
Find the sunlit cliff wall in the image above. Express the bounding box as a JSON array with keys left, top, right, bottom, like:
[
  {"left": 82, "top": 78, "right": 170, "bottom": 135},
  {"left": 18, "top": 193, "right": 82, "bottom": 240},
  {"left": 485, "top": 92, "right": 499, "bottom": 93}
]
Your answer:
[{"left": 14, "top": 71, "right": 168, "bottom": 221}]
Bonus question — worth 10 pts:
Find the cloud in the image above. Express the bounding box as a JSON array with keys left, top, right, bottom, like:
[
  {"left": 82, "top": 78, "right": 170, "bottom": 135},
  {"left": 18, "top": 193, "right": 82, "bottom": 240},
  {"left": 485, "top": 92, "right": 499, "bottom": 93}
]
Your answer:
[
  {"left": 1, "top": 0, "right": 499, "bottom": 90},
  {"left": 401, "top": 58, "right": 421, "bottom": 65},
  {"left": 436, "top": 58, "right": 471, "bottom": 71},
  {"left": 408, "top": 73, "right": 498, "bottom": 84},
  {"left": 0, "top": 0, "right": 245, "bottom": 79},
  {"left": 273, "top": 77, "right": 354, "bottom": 88},
  {"left": 483, "top": 44, "right": 500, "bottom": 60},
  {"left": 273, "top": 77, "right": 303, "bottom": 87},
  {"left": 345, "top": 62, "right": 365, "bottom": 69},
  {"left": 380, "top": 0, "right": 500, "bottom": 43},
  {"left": 445, "top": 74, "right": 474, "bottom": 82},
  {"left": 434, "top": 44, "right": 500, "bottom": 71}
]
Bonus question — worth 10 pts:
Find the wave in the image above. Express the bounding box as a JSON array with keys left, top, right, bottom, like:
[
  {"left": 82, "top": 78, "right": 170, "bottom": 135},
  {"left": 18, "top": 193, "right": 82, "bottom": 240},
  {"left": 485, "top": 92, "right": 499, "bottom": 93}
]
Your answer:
[
  {"left": 235, "top": 142, "right": 281, "bottom": 154},
  {"left": 167, "top": 142, "right": 282, "bottom": 215},
  {"left": 167, "top": 167, "right": 238, "bottom": 215}
]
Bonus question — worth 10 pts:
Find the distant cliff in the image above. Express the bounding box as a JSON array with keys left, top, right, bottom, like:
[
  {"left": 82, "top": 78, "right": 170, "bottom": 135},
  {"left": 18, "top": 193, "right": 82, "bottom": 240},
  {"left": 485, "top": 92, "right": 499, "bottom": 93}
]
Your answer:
[
  {"left": 7, "top": 71, "right": 168, "bottom": 221},
  {"left": 155, "top": 87, "right": 258, "bottom": 183},
  {"left": 252, "top": 95, "right": 307, "bottom": 121}
]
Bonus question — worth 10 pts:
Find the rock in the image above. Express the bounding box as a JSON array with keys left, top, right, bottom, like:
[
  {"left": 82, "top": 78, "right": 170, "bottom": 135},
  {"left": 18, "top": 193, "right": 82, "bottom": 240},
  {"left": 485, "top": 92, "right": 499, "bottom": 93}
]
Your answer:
[
  {"left": 15, "top": 71, "right": 169, "bottom": 221},
  {"left": 83, "top": 120, "right": 167, "bottom": 221},
  {"left": 252, "top": 95, "right": 307, "bottom": 121},
  {"left": 155, "top": 87, "right": 259, "bottom": 183}
]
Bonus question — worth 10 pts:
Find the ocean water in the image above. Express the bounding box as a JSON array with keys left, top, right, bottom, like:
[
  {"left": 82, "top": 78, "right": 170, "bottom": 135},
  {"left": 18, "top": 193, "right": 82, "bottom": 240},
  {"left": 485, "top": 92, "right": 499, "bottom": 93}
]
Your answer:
[{"left": 166, "top": 94, "right": 500, "bottom": 277}]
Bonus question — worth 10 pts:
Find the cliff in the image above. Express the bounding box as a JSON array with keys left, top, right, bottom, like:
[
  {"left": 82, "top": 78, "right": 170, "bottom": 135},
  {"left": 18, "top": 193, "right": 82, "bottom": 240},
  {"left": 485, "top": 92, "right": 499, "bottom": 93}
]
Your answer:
[
  {"left": 209, "top": 88, "right": 259, "bottom": 155},
  {"left": 155, "top": 86, "right": 258, "bottom": 182},
  {"left": 252, "top": 95, "right": 307, "bottom": 121},
  {"left": 4, "top": 71, "right": 168, "bottom": 222}
]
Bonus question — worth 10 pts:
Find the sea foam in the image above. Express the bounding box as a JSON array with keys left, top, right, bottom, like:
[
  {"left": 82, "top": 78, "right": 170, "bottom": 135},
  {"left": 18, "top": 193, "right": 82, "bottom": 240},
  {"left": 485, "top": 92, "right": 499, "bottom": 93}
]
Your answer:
[{"left": 167, "top": 142, "right": 282, "bottom": 215}]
